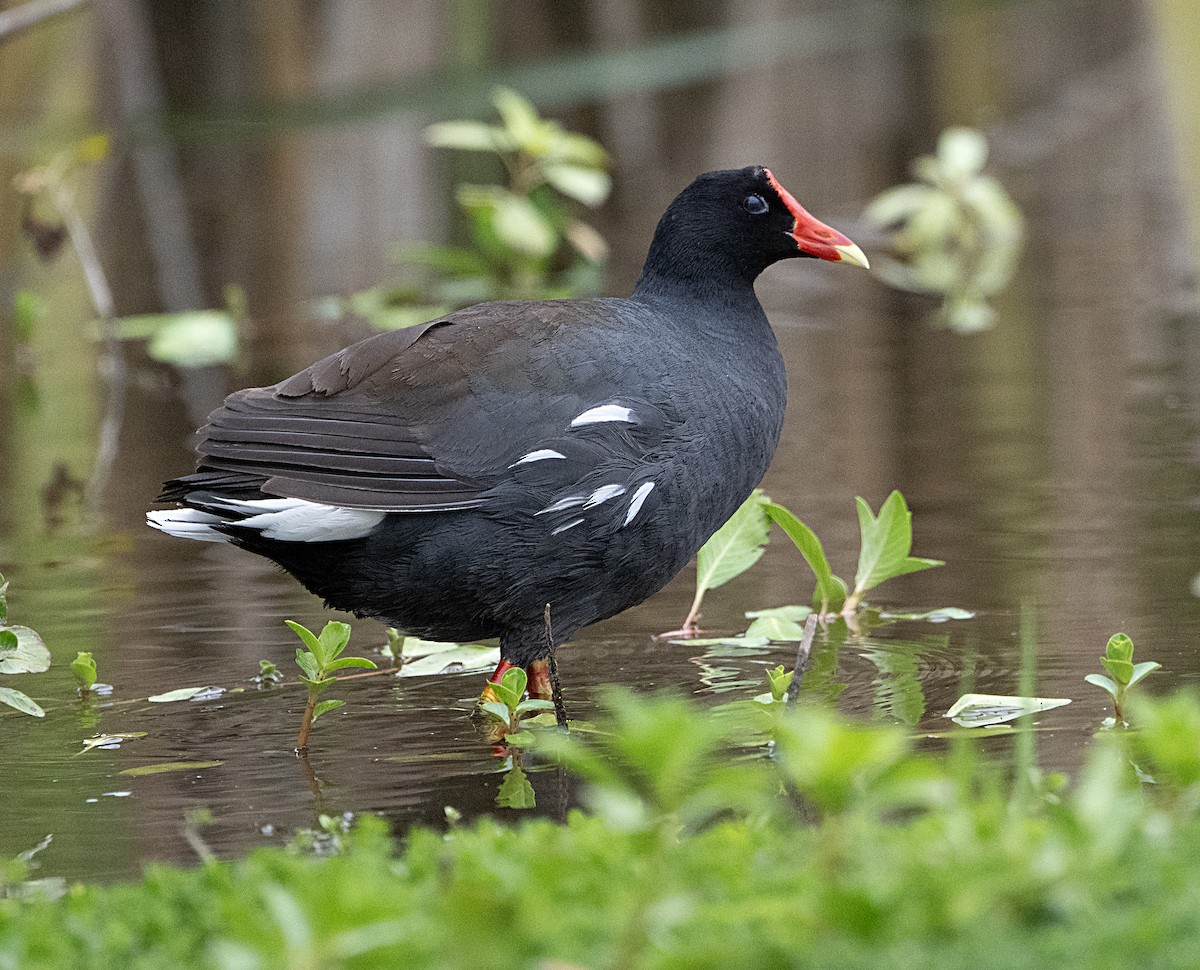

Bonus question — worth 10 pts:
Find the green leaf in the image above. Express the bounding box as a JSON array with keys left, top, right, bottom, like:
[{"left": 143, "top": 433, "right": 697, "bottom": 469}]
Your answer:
[
  {"left": 0, "top": 686, "right": 44, "bottom": 717},
  {"left": 0, "top": 630, "right": 16, "bottom": 652},
  {"left": 1085, "top": 674, "right": 1120, "bottom": 701},
  {"left": 1128, "top": 661, "right": 1162, "bottom": 689},
  {"left": 12, "top": 289, "right": 47, "bottom": 343},
  {"left": 325, "top": 656, "right": 377, "bottom": 673},
  {"left": 479, "top": 701, "right": 512, "bottom": 724},
  {"left": 546, "top": 130, "right": 609, "bottom": 167},
  {"left": 764, "top": 502, "right": 845, "bottom": 612},
  {"left": 1105, "top": 633, "right": 1134, "bottom": 664},
  {"left": 854, "top": 491, "right": 942, "bottom": 597},
  {"left": 862, "top": 184, "right": 942, "bottom": 228},
  {"left": 311, "top": 699, "right": 345, "bottom": 723},
  {"left": 424, "top": 120, "right": 513, "bottom": 153},
  {"left": 515, "top": 698, "right": 556, "bottom": 716},
  {"left": 493, "top": 192, "right": 557, "bottom": 258},
  {"left": 285, "top": 620, "right": 322, "bottom": 657},
  {"left": 1100, "top": 658, "right": 1134, "bottom": 686},
  {"left": 70, "top": 651, "right": 98, "bottom": 689},
  {"left": 492, "top": 87, "right": 542, "bottom": 147},
  {"left": 879, "top": 607, "right": 975, "bottom": 622},
  {"left": 119, "top": 760, "right": 223, "bottom": 777},
  {"left": 317, "top": 621, "right": 353, "bottom": 661},
  {"left": 697, "top": 491, "right": 772, "bottom": 594},
  {"left": 767, "top": 665, "right": 794, "bottom": 702},
  {"left": 936, "top": 127, "right": 989, "bottom": 181},
  {"left": 147, "top": 686, "right": 221, "bottom": 703},
  {"left": 543, "top": 163, "right": 611, "bottom": 207},
  {"left": 491, "top": 667, "right": 527, "bottom": 712},
  {"left": 294, "top": 649, "right": 319, "bottom": 682},
  {"left": 80, "top": 732, "right": 147, "bottom": 752},
  {"left": 0, "top": 626, "right": 51, "bottom": 674},
  {"left": 743, "top": 611, "right": 807, "bottom": 643},
  {"left": 944, "top": 693, "right": 1071, "bottom": 728},
  {"left": 393, "top": 242, "right": 490, "bottom": 276},
  {"left": 143, "top": 311, "right": 237, "bottom": 368},
  {"left": 496, "top": 764, "right": 536, "bottom": 809},
  {"left": 397, "top": 644, "right": 500, "bottom": 677}
]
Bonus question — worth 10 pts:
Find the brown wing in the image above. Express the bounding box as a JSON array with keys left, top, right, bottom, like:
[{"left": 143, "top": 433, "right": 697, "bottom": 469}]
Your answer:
[{"left": 187, "top": 301, "right": 625, "bottom": 511}]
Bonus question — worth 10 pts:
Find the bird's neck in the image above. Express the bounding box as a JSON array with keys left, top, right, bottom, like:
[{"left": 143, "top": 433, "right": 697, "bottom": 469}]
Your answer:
[
  {"left": 630, "top": 228, "right": 776, "bottom": 318},
  {"left": 631, "top": 250, "right": 771, "bottom": 335}
]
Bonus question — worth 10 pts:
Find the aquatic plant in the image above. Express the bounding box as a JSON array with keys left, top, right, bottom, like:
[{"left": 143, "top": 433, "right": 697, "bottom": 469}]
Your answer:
[
  {"left": 0, "top": 573, "right": 50, "bottom": 718},
  {"left": 286, "top": 620, "right": 377, "bottom": 752},
  {"left": 8, "top": 687, "right": 1200, "bottom": 966},
  {"left": 680, "top": 489, "right": 942, "bottom": 631},
  {"left": 1086, "top": 632, "right": 1161, "bottom": 726},
  {"left": 478, "top": 666, "right": 555, "bottom": 739}
]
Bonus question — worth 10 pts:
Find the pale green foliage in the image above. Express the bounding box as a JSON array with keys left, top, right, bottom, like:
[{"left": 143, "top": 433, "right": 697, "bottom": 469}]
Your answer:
[
  {"left": 849, "top": 491, "right": 943, "bottom": 611},
  {"left": 765, "top": 490, "right": 941, "bottom": 617},
  {"left": 11, "top": 691, "right": 1200, "bottom": 963},
  {"left": 944, "top": 693, "right": 1072, "bottom": 728},
  {"left": 70, "top": 652, "right": 97, "bottom": 690},
  {"left": 479, "top": 667, "right": 554, "bottom": 738},
  {"left": 1085, "top": 632, "right": 1161, "bottom": 724},
  {"left": 865, "top": 127, "right": 1024, "bottom": 333},
  {"left": 766, "top": 664, "right": 794, "bottom": 702},
  {"left": 0, "top": 573, "right": 48, "bottom": 718},
  {"left": 287, "top": 620, "right": 377, "bottom": 745},
  {"left": 765, "top": 502, "right": 846, "bottom": 613},
  {"left": 348, "top": 87, "right": 612, "bottom": 329},
  {"left": 680, "top": 490, "right": 772, "bottom": 631}
]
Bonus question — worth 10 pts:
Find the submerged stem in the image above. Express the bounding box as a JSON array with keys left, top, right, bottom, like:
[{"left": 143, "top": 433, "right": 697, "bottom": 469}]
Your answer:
[{"left": 296, "top": 693, "right": 317, "bottom": 752}]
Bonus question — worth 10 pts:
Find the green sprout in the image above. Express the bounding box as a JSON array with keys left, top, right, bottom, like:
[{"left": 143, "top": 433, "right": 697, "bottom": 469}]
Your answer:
[
  {"left": 479, "top": 667, "right": 555, "bottom": 739},
  {"left": 253, "top": 659, "right": 283, "bottom": 687},
  {"left": 286, "top": 620, "right": 377, "bottom": 752},
  {"left": 675, "top": 490, "right": 941, "bottom": 633},
  {"left": 69, "top": 652, "right": 96, "bottom": 691},
  {"left": 769, "top": 490, "right": 941, "bottom": 618},
  {"left": 69, "top": 651, "right": 111, "bottom": 697},
  {"left": 1085, "top": 633, "right": 1161, "bottom": 726},
  {"left": 766, "top": 665, "right": 794, "bottom": 703}
]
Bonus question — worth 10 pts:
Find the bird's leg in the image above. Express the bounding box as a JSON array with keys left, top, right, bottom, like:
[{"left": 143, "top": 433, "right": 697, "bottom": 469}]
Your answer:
[
  {"left": 525, "top": 658, "right": 553, "bottom": 700},
  {"left": 480, "top": 658, "right": 515, "bottom": 704}
]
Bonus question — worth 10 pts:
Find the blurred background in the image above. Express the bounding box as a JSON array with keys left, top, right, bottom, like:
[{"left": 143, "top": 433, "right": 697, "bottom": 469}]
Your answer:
[{"left": 1, "top": 0, "right": 1199, "bottom": 880}]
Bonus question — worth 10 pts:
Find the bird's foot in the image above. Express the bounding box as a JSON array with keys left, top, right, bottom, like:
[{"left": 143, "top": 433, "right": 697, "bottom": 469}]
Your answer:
[
  {"left": 479, "top": 658, "right": 516, "bottom": 704},
  {"left": 656, "top": 623, "right": 709, "bottom": 640},
  {"left": 525, "top": 658, "right": 553, "bottom": 700},
  {"left": 478, "top": 658, "right": 554, "bottom": 703}
]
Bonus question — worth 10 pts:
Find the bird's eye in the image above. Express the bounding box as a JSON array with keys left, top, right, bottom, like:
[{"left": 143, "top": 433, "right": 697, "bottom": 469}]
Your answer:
[{"left": 742, "top": 194, "right": 769, "bottom": 215}]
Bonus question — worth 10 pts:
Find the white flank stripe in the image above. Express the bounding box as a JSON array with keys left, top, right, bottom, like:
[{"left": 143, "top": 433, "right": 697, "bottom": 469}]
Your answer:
[
  {"left": 584, "top": 484, "right": 626, "bottom": 508},
  {"left": 570, "top": 404, "right": 635, "bottom": 427},
  {"left": 536, "top": 495, "right": 586, "bottom": 516},
  {"left": 146, "top": 509, "right": 231, "bottom": 543},
  {"left": 510, "top": 449, "right": 567, "bottom": 467},
  {"left": 622, "top": 482, "right": 656, "bottom": 527},
  {"left": 226, "top": 499, "right": 386, "bottom": 542},
  {"left": 551, "top": 518, "right": 585, "bottom": 536}
]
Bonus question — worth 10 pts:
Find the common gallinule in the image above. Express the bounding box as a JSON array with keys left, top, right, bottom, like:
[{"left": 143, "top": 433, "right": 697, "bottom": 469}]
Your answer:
[{"left": 148, "top": 166, "right": 866, "bottom": 700}]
